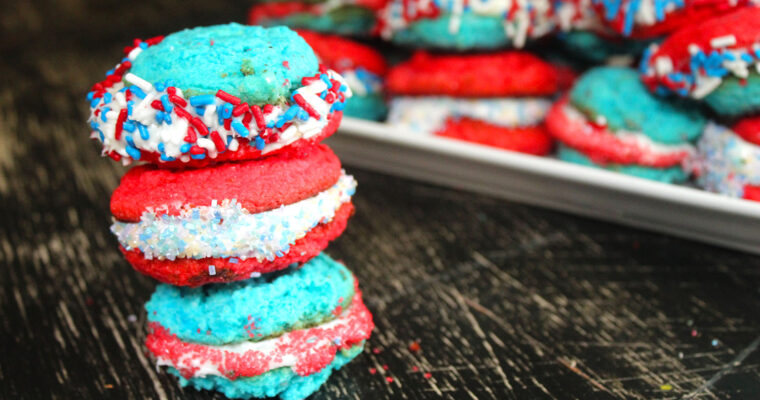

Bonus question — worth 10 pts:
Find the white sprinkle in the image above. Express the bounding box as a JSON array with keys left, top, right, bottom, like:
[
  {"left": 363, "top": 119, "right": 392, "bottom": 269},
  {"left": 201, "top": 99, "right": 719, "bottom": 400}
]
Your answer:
[
  {"left": 688, "top": 44, "right": 701, "bottom": 55},
  {"left": 250, "top": 272, "right": 261, "bottom": 278},
  {"left": 710, "top": 35, "right": 737, "bottom": 48},
  {"left": 127, "top": 314, "right": 137, "bottom": 323},
  {"left": 124, "top": 73, "right": 153, "bottom": 92},
  {"left": 655, "top": 56, "right": 673, "bottom": 76},
  {"left": 208, "top": 265, "right": 216, "bottom": 276},
  {"left": 127, "top": 47, "right": 143, "bottom": 61},
  {"left": 692, "top": 75, "right": 723, "bottom": 99}
]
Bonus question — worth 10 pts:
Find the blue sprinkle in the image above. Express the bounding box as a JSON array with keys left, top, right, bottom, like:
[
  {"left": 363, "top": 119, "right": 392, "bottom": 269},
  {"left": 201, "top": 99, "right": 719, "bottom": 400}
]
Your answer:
[
  {"left": 127, "top": 101, "right": 134, "bottom": 116},
  {"left": 125, "top": 135, "right": 136, "bottom": 147},
  {"left": 155, "top": 111, "right": 164, "bottom": 124},
  {"left": 137, "top": 123, "right": 150, "bottom": 140},
  {"left": 90, "top": 96, "right": 101, "bottom": 108},
  {"left": 106, "top": 68, "right": 115, "bottom": 77},
  {"left": 98, "top": 130, "right": 104, "bottom": 142},
  {"left": 741, "top": 53, "right": 754, "bottom": 63},
  {"left": 86, "top": 91, "right": 94, "bottom": 102},
  {"left": 229, "top": 258, "right": 239, "bottom": 263},
  {"left": 221, "top": 103, "right": 233, "bottom": 119},
  {"left": 129, "top": 86, "right": 146, "bottom": 99},
  {"left": 320, "top": 74, "right": 332, "bottom": 88},
  {"left": 195, "top": 106, "right": 206, "bottom": 116},
  {"left": 163, "top": 113, "right": 172, "bottom": 124},
  {"left": 125, "top": 145, "right": 141, "bottom": 160},
  {"left": 139, "top": 42, "right": 148, "bottom": 49},
  {"left": 101, "top": 107, "right": 110, "bottom": 122},
  {"left": 90, "top": 121, "right": 99, "bottom": 130},
  {"left": 282, "top": 104, "right": 300, "bottom": 121},
  {"left": 122, "top": 121, "right": 135, "bottom": 133},
  {"left": 231, "top": 120, "right": 250, "bottom": 137},
  {"left": 320, "top": 92, "right": 327, "bottom": 99},
  {"left": 161, "top": 94, "right": 173, "bottom": 113},
  {"left": 154, "top": 82, "right": 166, "bottom": 92},
  {"left": 180, "top": 143, "right": 191, "bottom": 153},
  {"left": 160, "top": 154, "right": 176, "bottom": 162},
  {"left": 191, "top": 153, "right": 206, "bottom": 160},
  {"left": 266, "top": 121, "right": 275, "bottom": 128},
  {"left": 158, "top": 143, "right": 165, "bottom": 153},
  {"left": 339, "top": 84, "right": 347, "bottom": 92},
  {"left": 103, "top": 92, "right": 112, "bottom": 104},
  {"left": 254, "top": 136, "right": 265, "bottom": 150},
  {"left": 189, "top": 94, "right": 215, "bottom": 106},
  {"left": 297, "top": 109, "right": 309, "bottom": 121}
]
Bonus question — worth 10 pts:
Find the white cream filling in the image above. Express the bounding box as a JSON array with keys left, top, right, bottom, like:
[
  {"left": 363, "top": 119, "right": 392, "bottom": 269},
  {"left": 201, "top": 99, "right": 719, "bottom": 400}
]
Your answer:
[
  {"left": 156, "top": 300, "right": 360, "bottom": 378},
  {"left": 387, "top": 96, "right": 552, "bottom": 134},
  {"left": 111, "top": 173, "right": 356, "bottom": 261}
]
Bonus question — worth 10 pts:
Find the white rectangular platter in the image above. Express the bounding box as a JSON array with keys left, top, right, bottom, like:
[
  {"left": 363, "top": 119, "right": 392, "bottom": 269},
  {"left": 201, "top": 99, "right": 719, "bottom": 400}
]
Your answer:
[{"left": 327, "top": 117, "right": 760, "bottom": 255}]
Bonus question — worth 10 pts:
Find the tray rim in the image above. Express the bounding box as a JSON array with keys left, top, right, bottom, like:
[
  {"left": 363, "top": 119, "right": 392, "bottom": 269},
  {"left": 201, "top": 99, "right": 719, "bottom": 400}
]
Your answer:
[{"left": 331, "top": 117, "right": 760, "bottom": 254}]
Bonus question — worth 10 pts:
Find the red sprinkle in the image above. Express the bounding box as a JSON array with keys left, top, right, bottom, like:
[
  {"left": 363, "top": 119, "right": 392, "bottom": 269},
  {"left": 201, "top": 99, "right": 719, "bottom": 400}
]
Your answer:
[
  {"left": 242, "top": 111, "right": 253, "bottom": 127},
  {"left": 251, "top": 105, "right": 266, "bottom": 129},
  {"left": 189, "top": 145, "right": 205, "bottom": 155},
  {"left": 324, "top": 92, "right": 336, "bottom": 104},
  {"left": 382, "top": 364, "right": 388, "bottom": 370},
  {"left": 232, "top": 103, "right": 249, "bottom": 117},
  {"left": 185, "top": 126, "right": 197, "bottom": 143},
  {"left": 293, "top": 93, "right": 321, "bottom": 120},
  {"left": 190, "top": 117, "right": 209, "bottom": 136},
  {"left": 169, "top": 94, "right": 187, "bottom": 108},
  {"left": 369, "top": 368, "right": 377, "bottom": 374},
  {"left": 224, "top": 118, "right": 232, "bottom": 131},
  {"left": 210, "top": 131, "right": 226, "bottom": 151},
  {"left": 424, "top": 373, "right": 432, "bottom": 379},
  {"left": 114, "top": 108, "right": 127, "bottom": 140},
  {"left": 150, "top": 100, "right": 164, "bottom": 111},
  {"left": 263, "top": 104, "right": 274, "bottom": 113},
  {"left": 283, "top": 61, "right": 290, "bottom": 69},
  {"left": 385, "top": 377, "right": 394, "bottom": 384},
  {"left": 216, "top": 90, "right": 241, "bottom": 105},
  {"left": 108, "top": 151, "right": 121, "bottom": 161},
  {"left": 409, "top": 341, "right": 421, "bottom": 352},
  {"left": 173, "top": 105, "right": 191, "bottom": 119},
  {"left": 167, "top": 87, "right": 176, "bottom": 96}
]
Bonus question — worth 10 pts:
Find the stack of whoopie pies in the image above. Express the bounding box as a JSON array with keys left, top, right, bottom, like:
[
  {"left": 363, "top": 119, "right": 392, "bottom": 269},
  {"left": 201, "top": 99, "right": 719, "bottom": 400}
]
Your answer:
[{"left": 87, "top": 23, "right": 373, "bottom": 400}]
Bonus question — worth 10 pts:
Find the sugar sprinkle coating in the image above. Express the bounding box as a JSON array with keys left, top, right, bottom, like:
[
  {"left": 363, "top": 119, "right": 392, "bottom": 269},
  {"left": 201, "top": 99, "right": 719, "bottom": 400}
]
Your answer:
[{"left": 695, "top": 122, "right": 760, "bottom": 198}]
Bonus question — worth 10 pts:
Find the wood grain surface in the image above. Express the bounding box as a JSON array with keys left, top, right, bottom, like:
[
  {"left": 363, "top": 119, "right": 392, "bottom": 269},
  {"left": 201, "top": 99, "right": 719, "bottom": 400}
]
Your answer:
[{"left": 2, "top": 2, "right": 760, "bottom": 399}]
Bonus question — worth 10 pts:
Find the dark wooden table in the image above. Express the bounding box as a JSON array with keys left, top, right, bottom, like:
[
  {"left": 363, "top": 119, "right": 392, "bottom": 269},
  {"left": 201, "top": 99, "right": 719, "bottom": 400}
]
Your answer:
[{"left": 3, "top": 2, "right": 760, "bottom": 399}]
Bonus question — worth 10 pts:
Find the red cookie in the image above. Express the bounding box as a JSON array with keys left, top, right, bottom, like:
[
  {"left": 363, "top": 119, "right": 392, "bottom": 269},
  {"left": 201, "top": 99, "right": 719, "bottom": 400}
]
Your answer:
[
  {"left": 436, "top": 118, "right": 553, "bottom": 156},
  {"left": 732, "top": 116, "right": 760, "bottom": 146},
  {"left": 546, "top": 97, "right": 694, "bottom": 167},
  {"left": 110, "top": 144, "right": 357, "bottom": 286},
  {"left": 387, "top": 51, "right": 563, "bottom": 97},
  {"left": 296, "top": 30, "right": 388, "bottom": 76}
]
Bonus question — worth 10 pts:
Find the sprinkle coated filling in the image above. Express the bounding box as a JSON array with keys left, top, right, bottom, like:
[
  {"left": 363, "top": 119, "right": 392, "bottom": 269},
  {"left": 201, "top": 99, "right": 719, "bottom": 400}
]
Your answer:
[
  {"left": 111, "top": 173, "right": 356, "bottom": 261},
  {"left": 593, "top": 0, "right": 685, "bottom": 36},
  {"left": 148, "top": 290, "right": 373, "bottom": 380},
  {"left": 696, "top": 123, "right": 760, "bottom": 197},
  {"left": 387, "top": 96, "right": 552, "bottom": 134},
  {"left": 377, "top": 0, "right": 555, "bottom": 48},
  {"left": 642, "top": 34, "right": 760, "bottom": 99},
  {"left": 87, "top": 37, "right": 351, "bottom": 164}
]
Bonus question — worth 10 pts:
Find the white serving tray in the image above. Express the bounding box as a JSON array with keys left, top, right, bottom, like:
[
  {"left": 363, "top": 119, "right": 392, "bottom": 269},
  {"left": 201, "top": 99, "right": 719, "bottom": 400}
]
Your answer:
[{"left": 328, "top": 117, "right": 760, "bottom": 255}]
